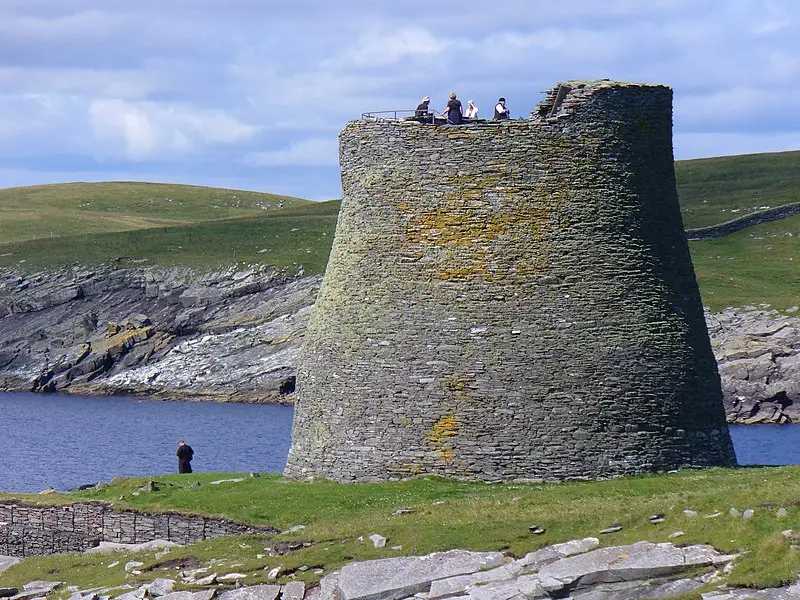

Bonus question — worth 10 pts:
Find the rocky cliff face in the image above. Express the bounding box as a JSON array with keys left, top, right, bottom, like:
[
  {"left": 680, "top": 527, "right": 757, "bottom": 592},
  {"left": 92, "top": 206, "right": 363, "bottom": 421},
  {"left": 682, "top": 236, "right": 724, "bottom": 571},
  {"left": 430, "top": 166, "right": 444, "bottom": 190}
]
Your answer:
[
  {"left": 0, "top": 265, "right": 797, "bottom": 423},
  {"left": 0, "top": 265, "right": 319, "bottom": 403},
  {"left": 709, "top": 307, "right": 800, "bottom": 423}
]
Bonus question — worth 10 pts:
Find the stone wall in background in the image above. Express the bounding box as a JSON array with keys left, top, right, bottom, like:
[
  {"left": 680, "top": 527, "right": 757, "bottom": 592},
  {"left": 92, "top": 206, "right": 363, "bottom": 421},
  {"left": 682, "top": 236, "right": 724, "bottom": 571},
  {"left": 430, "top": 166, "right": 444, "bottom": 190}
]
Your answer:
[
  {"left": 0, "top": 501, "right": 276, "bottom": 557},
  {"left": 285, "top": 80, "right": 737, "bottom": 482}
]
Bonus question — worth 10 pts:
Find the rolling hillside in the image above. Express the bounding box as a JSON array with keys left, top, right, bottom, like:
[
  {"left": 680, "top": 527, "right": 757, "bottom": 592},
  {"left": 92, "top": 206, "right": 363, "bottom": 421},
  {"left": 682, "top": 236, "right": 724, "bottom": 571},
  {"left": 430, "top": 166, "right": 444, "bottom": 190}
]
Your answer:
[
  {"left": 676, "top": 150, "right": 800, "bottom": 229},
  {"left": 1, "top": 149, "right": 800, "bottom": 308},
  {"left": 0, "top": 181, "right": 311, "bottom": 245}
]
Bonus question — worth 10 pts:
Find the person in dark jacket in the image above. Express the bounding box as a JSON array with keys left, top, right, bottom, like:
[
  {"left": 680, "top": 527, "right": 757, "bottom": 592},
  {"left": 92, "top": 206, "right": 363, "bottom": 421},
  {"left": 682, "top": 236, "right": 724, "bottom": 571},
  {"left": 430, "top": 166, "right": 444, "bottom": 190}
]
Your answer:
[
  {"left": 415, "top": 96, "right": 431, "bottom": 117},
  {"left": 493, "top": 97, "right": 510, "bottom": 119},
  {"left": 443, "top": 92, "right": 463, "bottom": 124},
  {"left": 177, "top": 440, "right": 194, "bottom": 473}
]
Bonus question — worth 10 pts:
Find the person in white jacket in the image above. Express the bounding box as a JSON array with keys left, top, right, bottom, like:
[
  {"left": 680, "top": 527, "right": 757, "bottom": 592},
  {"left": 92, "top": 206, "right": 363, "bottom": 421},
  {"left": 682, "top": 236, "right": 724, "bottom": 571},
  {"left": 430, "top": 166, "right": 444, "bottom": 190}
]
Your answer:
[{"left": 465, "top": 99, "right": 479, "bottom": 119}]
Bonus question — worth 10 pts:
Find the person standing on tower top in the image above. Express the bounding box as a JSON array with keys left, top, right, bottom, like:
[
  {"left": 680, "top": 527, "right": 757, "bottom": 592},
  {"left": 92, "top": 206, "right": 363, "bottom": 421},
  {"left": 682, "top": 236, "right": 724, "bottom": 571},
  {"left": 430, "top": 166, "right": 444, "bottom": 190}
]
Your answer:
[
  {"left": 493, "top": 97, "right": 510, "bottom": 119},
  {"left": 443, "top": 92, "right": 463, "bottom": 124},
  {"left": 465, "top": 99, "right": 479, "bottom": 119},
  {"left": 415, "top": 96, "right": 431, "bottom": 118}
]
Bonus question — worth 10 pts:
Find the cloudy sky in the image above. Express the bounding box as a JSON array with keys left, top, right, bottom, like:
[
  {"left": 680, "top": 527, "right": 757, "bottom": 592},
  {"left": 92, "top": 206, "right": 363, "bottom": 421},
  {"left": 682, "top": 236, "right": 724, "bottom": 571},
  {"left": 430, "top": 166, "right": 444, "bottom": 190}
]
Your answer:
[{"left": 1, "top": 0, "right": 798, "bottom": 200}]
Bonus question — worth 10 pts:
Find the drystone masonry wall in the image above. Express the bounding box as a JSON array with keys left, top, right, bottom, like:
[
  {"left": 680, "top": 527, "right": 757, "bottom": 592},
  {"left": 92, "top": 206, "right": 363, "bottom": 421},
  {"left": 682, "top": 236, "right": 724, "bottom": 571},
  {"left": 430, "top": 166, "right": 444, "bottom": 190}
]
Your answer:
[
  {"left": 685, "top": 202, "right": 800, "bottom": 240},
  {"left": 0, "top": 501, "right": 276, "bottom": 557},
  {"left": 285, "top": 80, "right": 737, "bottom": 483}
]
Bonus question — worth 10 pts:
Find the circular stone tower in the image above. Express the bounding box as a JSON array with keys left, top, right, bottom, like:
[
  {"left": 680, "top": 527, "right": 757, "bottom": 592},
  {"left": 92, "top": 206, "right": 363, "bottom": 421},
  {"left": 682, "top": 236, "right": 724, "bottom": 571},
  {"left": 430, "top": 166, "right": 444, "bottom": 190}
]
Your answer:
[{"left": 285, "top": 80, "right": 737, "bottom": 482}]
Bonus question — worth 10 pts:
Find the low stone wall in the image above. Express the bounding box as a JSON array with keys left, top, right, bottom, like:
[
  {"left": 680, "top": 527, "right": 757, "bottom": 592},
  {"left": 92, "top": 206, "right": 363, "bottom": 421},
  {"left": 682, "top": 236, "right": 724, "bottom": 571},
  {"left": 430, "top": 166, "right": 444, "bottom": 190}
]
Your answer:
[
  {"left": 685, "top": 202, "right": 800, "bottom": 240},
  {"left": 0, "top": 501, "right": 278, "bottom": 557}
]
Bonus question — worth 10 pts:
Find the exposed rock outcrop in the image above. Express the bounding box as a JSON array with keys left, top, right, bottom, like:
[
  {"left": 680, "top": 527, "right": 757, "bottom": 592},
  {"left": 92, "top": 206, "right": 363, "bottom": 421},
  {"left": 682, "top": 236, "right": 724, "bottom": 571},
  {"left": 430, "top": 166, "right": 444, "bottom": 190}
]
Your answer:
[
  {"left": 708, "top": 306, "right": 800, "bottom": 424},
  {"left": 0, "top": 265, "right": 319, "bottom": 403}
]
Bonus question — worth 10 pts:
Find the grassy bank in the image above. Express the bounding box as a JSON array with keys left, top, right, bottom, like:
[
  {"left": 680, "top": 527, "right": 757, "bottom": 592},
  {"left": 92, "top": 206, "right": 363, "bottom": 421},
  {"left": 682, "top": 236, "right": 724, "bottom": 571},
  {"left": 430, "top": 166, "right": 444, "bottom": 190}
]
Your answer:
[
  {"left": 676, "top": 150, "right": 800, "bottom": 228},
  {"left": 0, "top": 182, "right": 310, "bottom": 245},
  {"left": 1, "top": 468, "right": 799, "bottom": 594},
  {"left": 0, "top": 200, "right": 341, "bottom": 274},
  {"left": 689, "top": 214, "right": 800, "bottom": 311}
]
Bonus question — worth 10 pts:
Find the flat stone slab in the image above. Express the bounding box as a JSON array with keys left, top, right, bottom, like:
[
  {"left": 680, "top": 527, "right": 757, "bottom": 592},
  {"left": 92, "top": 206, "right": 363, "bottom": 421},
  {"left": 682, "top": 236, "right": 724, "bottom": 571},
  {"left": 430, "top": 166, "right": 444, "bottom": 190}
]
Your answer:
[
  {"left": 336, "top": 550, "right": 505, "bottom": 600},
  {"left": 0, "top": 556, "right": 20, "bottom": 576},
  {"left": 22, "top": 583, "right": 61, "bottom": 594},
  {"left": 144, "top": 579, "right": 175, "bottom": 597},
  {"left": 157, "top": 591, "right": 215, "bottom": 600},
  {"left": 84, "top": 540, "right": 181, "bottom": 554},
  {"left": 217, "top": 585, "right": 281, "bottom": 600},
  {"left": 522, "top": 537, "right": 601, "bottom": 570},
  {"left": 571, "top": 577, "right": 706, "bottom": 600},
  {"left": 461, "top": 574, "right": 545, "bottom": 600},
  {"left": 537, "top": 542, "right": 729, "bottom": 593},
  {"left": 279, "top": 582, "right": 305, "bottom": 600},
  {"left": 429, "top": 563, "right": 523, "bottom": 599}
]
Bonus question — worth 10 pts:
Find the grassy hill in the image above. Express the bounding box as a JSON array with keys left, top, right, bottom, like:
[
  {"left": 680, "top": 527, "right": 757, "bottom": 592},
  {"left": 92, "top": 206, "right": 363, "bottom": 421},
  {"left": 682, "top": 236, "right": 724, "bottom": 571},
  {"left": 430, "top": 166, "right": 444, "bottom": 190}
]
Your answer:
[
  {"left": 0, "top": 182, "right": 338, "bottom": 274},
  {"left": 0, "top": 181, "right": 310, "bottom": 245},
  {"left": 0, "top": 199, "right": 341, "bottom": 273},
  {"left": 2, "top": 150, "right": 800, "bottom": 308},
  {"left": 676, "top": 150, "right": 800, "bottom": 229},
  {"left": 675, "top": 150, "right": 800, "bottom": 310}
]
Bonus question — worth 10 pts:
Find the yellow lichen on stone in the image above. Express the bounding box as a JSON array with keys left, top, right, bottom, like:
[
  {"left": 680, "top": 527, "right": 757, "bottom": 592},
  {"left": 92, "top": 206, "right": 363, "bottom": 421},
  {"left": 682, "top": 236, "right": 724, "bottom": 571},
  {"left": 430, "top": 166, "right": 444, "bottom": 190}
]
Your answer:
[
  {"left": 426, "top": 413, "right": 459, "bottom": 463},
  {"left": 428, "top": 414, "right": 459, "bottom": 442}
]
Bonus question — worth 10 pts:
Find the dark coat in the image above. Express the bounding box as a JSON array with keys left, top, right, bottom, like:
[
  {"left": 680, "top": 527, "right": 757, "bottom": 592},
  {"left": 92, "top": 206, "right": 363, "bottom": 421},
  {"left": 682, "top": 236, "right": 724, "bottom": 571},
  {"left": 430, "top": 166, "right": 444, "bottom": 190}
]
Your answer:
[
  {"left": 177, "top": 444, "right": 194, "bottom": 473},
  {"left": 446, "top": 99, "right": 463, "bottom": 124}
]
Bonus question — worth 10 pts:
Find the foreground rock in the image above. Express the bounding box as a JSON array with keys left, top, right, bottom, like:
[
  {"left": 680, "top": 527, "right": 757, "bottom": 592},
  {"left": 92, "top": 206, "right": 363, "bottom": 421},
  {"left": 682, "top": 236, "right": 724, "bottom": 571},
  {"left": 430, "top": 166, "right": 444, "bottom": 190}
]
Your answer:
[
  {"left": 315, "top": 541, "right": 742, "bottom": 600},
  {"left": 5, "top": 537, "right": 799, "bottom": 600},
  {"left": 0, "top": 266, "right": 318, "bottom": 403}
]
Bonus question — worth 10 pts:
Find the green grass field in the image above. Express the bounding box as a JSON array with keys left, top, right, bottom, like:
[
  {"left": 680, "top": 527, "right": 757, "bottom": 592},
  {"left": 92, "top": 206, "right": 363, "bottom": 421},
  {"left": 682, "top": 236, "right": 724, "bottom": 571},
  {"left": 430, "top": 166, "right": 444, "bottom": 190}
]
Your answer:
[
  {"left": 0, "top": 200, "right": 341, "bottom": 274},
  {"left": 1, "top": 468, "right": 798, "bottom": 593},
  {"left": 0, "top": 182, "right": 311, "bottom": 244},
  {"left": 676, "top": 151, "right": 800, "bottom": 229},
  {"left": 689, "top": 215, "right": 800, "bottom": 311}
]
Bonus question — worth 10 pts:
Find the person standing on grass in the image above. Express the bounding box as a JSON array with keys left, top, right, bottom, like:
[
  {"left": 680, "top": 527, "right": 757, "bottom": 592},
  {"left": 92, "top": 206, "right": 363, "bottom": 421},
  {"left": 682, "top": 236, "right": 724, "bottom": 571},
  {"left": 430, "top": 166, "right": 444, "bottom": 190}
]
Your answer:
[{"left": 177, "top": 440, "right": 194, "bottom": 474}]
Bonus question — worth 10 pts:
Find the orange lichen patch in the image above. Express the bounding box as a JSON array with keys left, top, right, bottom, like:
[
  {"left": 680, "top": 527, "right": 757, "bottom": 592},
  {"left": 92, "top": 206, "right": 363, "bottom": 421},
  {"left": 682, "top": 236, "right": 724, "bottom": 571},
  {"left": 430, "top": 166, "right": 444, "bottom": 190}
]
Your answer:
[
  {"left": 388, "top": 461, "right": 425, "bottom": 476},
  {"left": 406, "top": 210, "right": 507, "bottom": 247},
  {"left": 93, "top": 326, "right": 153, "bottom": 354},
  {"left": 428, "top": 414, "right": 459, "bottom": 443},
  {"left": 426, "top": 413, "right": 459, "bottom": 463}
]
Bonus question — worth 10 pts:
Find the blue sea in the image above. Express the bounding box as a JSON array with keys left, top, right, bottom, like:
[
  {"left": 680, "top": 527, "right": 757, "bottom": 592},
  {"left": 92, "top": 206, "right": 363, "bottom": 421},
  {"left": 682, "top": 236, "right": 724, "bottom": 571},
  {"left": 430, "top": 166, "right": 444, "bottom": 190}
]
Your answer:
[{"left": 0, "top": 392, "right": 795, "bottom": 493}]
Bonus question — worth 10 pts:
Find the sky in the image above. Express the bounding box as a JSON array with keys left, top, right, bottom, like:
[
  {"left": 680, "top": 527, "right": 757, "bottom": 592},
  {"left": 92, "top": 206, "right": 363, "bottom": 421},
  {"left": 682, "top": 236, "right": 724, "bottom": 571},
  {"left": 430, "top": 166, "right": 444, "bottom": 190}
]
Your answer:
[{"left": 1, "top": 0, "right": 798, "bottom": 200}]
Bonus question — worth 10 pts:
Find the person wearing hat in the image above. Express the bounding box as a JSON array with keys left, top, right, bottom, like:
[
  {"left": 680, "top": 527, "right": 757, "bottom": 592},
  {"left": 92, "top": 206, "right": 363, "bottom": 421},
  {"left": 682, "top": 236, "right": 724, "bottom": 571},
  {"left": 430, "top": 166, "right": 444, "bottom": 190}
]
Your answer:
[
  {"left": 415, "top": 96, "right": 431, "bottom": 118},
  {"left": 465, "top": 99, "right": 479, "bottom": 119},
  {"left": 493, "top": 97, "right": 510, "bottom": 120},
  {"left": 443, "top": 92, "right": 463, "bottom": 125}
]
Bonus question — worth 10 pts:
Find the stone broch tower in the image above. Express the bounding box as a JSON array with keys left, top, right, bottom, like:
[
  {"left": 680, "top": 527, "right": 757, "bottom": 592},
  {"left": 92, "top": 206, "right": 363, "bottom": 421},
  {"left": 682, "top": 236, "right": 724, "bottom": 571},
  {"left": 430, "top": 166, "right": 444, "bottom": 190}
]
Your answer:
[{"left": 285, "top": 80, "right": 737, "bottom": 482}]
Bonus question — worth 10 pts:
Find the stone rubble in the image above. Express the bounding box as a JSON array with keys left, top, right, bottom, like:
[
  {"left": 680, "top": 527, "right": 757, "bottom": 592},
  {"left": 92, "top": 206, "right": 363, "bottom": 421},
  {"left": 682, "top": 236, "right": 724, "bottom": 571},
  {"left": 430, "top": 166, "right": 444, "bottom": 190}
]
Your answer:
[{"left": 4, "top": 537, "right": 800, "bottom": 600}]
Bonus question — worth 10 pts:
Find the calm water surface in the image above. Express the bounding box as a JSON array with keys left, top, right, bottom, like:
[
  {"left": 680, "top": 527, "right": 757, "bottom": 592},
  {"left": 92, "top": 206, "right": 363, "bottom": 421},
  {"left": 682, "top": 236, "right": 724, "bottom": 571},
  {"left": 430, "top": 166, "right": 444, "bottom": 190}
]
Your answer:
[
  {"left": 0, "top": 392, "right": 293, "bottom": 493},
  {"left": 0, "top": 393, "right": 796, "bottom": 493}
]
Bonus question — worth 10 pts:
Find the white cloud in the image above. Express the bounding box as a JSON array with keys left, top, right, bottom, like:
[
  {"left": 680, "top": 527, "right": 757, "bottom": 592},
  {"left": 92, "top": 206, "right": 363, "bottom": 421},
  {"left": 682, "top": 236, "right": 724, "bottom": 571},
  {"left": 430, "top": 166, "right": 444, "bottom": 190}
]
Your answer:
[
  {"left": 244, "top": 138, "right": 339, "bottom": 167},
  {"left": 325, "top": 26, "right": 450, "bottom": 69},
  {"left": 1, "top": 0, "right": 800, "bottom": 195},
  {"left": 89, "top": 99, "right": 258, "bottom": 161}
]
